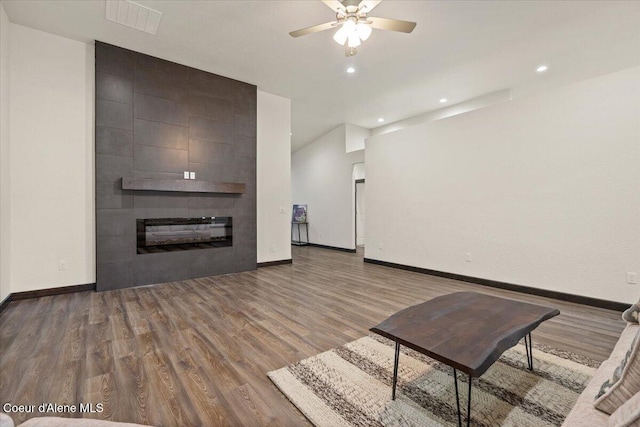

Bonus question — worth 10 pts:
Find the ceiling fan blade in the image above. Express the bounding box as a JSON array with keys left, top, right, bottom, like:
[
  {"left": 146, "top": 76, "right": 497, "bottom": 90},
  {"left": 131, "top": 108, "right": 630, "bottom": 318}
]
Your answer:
[
  {"left": 289, "top": 21, "right": 339, "bottom": 38},
  {"left": 368, "top": 16, "right": 417, "bottom": 33},
  {"left": 322, "top": 0, "right": 346, "bottom": 13},
  {"left": 358, "top": 0, "right": 381, "bottom": 13}
]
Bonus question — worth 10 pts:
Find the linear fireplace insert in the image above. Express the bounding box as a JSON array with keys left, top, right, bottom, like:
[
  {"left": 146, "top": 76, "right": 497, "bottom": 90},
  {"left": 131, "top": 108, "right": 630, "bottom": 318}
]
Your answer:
[{"left": 136, "top": 217, "right": 232, "bottom": 254}]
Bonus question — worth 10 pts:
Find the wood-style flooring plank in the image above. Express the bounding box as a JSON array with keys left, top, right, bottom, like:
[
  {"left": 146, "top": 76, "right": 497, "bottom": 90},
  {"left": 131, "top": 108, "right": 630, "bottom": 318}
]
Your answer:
[{"left": 0, "top": 246, "right": 627, "bottom": 426}]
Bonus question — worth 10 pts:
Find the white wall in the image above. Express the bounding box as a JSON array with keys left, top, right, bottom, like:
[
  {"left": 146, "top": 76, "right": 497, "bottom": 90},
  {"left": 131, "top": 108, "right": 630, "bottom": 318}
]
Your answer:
[
  {"left": 366, "top": 66, "right": 640, "bottom": 304},
  {"left": 9, "top": 24, "right": 95, "bottom": 292},
  {"left": 292, "top": 125, "right": 364, "bottom": 250},
  {"left": 345, "top": 123, "right": 370, "bottom": 153},
  {"left": 371, "top": 89, "right": 512, "bottom": 137},
  {"left": 0, "top": 3, "right": 10, "bottom": 302},
  {"left": 353, "top": 163, "right": 365, "bottom": 181},
  {"left": 257, "top": 90, "right": 292, "bottom": 263}
]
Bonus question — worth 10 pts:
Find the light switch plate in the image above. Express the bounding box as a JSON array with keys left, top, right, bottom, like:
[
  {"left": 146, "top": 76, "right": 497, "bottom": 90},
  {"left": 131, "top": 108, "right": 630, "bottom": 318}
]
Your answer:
[
  {"left": 190, "top": 172, "right": 196, "bottom": 180},
  {"left": 184, "top": 171, "right": 189, "bottom": 179}
]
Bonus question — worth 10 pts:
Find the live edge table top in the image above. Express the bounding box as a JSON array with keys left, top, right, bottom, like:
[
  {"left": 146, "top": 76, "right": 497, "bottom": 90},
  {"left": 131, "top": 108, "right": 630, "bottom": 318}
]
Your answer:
[{"left": 370, "top": 292, "right": 560, "bottom": 377}]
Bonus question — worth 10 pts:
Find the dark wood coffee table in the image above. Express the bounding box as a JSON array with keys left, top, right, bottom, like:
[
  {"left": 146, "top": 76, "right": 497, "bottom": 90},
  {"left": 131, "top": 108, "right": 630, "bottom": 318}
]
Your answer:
[{"left": 370, "top": 291, "right": 560, "bottom": 427}]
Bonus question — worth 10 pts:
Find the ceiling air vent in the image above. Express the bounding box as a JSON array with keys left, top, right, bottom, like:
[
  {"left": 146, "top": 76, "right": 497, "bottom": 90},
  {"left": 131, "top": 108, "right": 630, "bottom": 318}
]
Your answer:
[{"left": 105, "top": 0, "right": 162, "bottom": 35}]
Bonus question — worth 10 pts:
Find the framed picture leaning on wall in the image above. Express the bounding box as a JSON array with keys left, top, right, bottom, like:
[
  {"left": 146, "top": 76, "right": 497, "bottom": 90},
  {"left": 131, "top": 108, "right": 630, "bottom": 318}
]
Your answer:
[{"left": 292, "top": 204, "right": 308, "bottom": 224}]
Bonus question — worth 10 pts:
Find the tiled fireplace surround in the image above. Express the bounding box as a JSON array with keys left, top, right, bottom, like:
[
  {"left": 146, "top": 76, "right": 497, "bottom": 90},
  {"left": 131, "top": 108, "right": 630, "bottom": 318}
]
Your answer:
[{"left": 95, "top": 42, "right": 257, "bottom": 291}]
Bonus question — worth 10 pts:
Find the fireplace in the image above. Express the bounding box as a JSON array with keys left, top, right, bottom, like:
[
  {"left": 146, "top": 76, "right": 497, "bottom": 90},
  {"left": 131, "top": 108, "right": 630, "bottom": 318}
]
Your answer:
[{"left": 136, "top": 217, "right": 232, "bottom": 254}]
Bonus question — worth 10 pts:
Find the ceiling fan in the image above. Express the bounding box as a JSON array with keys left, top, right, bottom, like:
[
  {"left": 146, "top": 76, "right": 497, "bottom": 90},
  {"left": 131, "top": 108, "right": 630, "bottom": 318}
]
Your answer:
[{"left": 289, "top": 0, "right": 417, "bottom": 57}]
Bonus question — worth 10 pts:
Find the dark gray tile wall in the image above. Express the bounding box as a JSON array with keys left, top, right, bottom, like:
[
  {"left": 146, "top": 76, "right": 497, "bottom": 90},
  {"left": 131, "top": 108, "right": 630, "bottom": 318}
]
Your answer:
[{"left": 95, "top": 41, "right": 257, "bottom": 291}]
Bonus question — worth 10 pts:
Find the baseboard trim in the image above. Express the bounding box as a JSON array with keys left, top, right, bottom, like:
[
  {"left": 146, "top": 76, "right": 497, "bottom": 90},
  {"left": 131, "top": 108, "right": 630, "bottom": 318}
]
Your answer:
[
  {"left": 257, "top": 259, "right": 293, "bottom": 268},
  {"left": 0, "top": 294, "right": 11, "bottom": 313},
  {"left": 306, "top": 243, "right": 357, "bottom": 253},
  {"left": 9, "top": 283, "right": 96, "bottom": 302},
  {"left": 364, "top": 258, "right": 629, "bottom": 312}
]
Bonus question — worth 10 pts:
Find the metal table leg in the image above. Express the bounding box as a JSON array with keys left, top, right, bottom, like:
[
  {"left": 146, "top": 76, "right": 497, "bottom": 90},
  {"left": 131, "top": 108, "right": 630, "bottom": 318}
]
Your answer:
[
  {"left": 466, "top": 376, "right": 472, "bottom": 427},
  {"left": 453, "top": 368, "right": 462, "bottom": 427},
  {"left": 392, "top": 342, "right": 400, "bottom": 400},
  {"left": 453, "top": 368, "right": 472, "bottom": 427},
  {"left": 524, "top": 332, "right": 533, "bottom": 371}
]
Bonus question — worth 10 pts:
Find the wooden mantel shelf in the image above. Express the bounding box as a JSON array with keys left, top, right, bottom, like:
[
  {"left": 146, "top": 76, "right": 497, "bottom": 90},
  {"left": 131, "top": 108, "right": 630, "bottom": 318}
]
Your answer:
[{"left": 121, "top": 178, "right": 246, "bottom": 194}]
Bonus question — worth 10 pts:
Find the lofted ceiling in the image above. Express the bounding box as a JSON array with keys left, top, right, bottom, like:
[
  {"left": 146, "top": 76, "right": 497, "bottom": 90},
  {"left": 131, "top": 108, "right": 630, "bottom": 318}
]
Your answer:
[{"left": 3, "top": 0, "right": 640, "bottom": 152}]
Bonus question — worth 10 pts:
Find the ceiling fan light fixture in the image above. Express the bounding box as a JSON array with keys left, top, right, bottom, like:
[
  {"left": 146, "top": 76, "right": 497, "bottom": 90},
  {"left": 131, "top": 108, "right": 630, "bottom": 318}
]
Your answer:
[
  {"left": 343, "top": 18, "right": 356, "bottom": 32},
  {"left": 333, "top": 26, "right": 349, "bottom": 45},
  {"left": 348, "top": 33, "right": 361, "bottom": 48},
  {"left": 356, "top": 23, "right": 372, "bottom": 41}
]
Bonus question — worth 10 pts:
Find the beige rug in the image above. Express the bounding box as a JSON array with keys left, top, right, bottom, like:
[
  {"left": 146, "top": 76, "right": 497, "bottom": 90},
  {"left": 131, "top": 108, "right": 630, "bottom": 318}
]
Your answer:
[{"left": 268, "top": 335, "right": 599, "bottom": 427}]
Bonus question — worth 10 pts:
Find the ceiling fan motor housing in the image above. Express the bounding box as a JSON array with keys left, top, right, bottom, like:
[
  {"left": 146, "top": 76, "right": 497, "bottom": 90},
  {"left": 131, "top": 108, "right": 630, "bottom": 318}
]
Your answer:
[{"left": 342, "top": 0, "right": 362, "bottom": 13}]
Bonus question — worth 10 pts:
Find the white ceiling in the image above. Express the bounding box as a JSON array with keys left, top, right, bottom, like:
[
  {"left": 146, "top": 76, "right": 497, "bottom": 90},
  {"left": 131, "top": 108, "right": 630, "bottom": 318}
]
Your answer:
[{"left": 3, "top": 1, "right": 640, "bottom": 152}]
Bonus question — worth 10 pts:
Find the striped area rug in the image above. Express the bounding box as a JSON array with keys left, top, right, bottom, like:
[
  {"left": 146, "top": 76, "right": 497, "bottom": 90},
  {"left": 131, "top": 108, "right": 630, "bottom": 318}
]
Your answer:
[{"left": 268, "top": 335, "right": 599, "bottom": 427}]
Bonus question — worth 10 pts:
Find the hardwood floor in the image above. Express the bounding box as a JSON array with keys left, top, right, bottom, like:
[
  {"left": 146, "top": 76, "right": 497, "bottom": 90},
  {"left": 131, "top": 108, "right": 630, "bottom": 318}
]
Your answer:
[{"left": 0, "top": 246, "right": 626, "bottom": 426}]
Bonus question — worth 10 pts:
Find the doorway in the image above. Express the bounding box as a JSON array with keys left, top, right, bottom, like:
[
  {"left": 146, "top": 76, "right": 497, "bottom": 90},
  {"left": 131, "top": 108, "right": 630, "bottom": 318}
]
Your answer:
[{"left": 355, "top": 179, "right": 365, "bottom": 247}]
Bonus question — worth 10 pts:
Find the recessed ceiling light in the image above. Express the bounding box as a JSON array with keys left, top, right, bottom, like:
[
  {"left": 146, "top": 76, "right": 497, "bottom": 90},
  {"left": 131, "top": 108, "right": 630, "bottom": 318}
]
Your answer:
[
  {"left": 346, "top": 67, "right": 355, "bottom": 74},
  {"left": 440, "top": 98, "right": 447, "bottom": 103},
  {"left": 536, "top": 65, "right": 548, "bottom": 73},
  {"left": 377, "top": 118, "right": 384, "bottom": 123}
]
